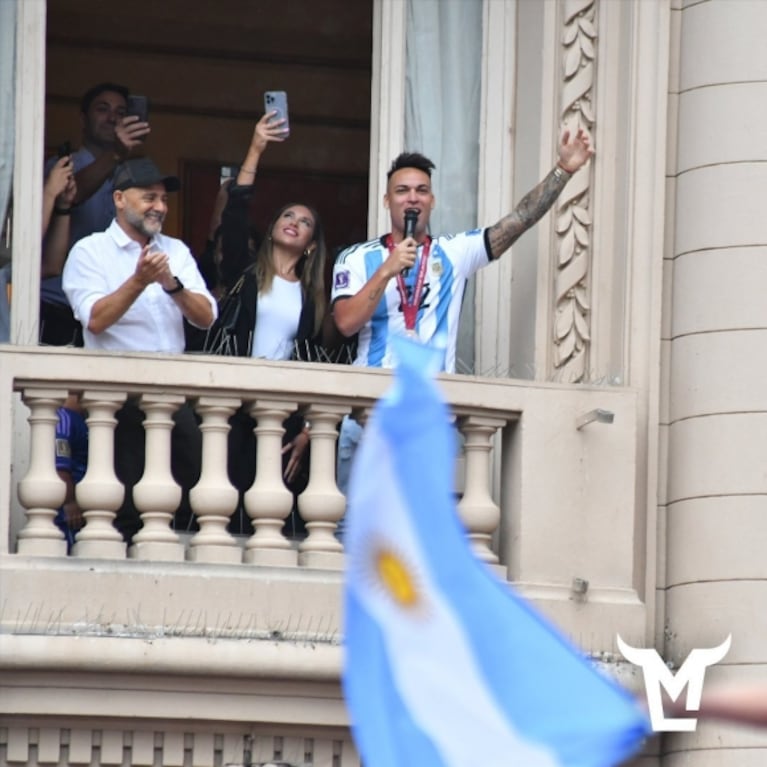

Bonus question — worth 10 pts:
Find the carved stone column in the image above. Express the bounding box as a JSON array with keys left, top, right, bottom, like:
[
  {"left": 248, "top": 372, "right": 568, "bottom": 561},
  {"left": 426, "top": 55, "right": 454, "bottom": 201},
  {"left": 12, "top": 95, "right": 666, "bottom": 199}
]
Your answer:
[
  {"left": 129, "top": 394, "right": 185, "bottom": 562},
  {"left": 242, "top": 399, "right": 297, "bottom": 566},
  {"left": 456, "top": 415, "right": 507, "bottom": 564},
  {"left": 16, "top": 388, "right": 68, "bottom": 556},
  {"left": 188, "top": 396, "right": 241, "bottom": 564},
  {"left": 553, "top": 0, "right": 597, "bottom": 382},
  {"left": 71, "top": 391, "right": 127, "bottom": 559},
  {"left": 298, "top": 404, "right": 349, "bottom": 569}
]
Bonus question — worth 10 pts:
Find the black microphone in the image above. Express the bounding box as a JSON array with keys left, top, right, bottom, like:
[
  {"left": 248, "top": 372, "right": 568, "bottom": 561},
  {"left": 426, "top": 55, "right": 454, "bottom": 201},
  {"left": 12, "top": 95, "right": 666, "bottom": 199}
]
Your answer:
[
  {"left": 404, "top": 208, "right": 419, "bottom": 239},
  {"left": 402, "top": 208, "right": 419, "bottom": 277}
]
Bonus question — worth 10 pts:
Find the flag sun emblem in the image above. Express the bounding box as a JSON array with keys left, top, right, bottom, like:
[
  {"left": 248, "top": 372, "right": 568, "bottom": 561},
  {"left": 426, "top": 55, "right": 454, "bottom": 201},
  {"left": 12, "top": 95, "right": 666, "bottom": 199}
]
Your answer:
[{"left": 375, "top": 547, "right": 420, "bottom": 609}]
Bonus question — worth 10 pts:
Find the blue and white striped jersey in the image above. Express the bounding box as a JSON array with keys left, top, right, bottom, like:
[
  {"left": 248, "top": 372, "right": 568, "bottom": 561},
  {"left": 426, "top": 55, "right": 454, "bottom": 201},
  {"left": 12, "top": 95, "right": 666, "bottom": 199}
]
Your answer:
[{"left": 332, "top": 229, "right": 490, "bottom": 373}]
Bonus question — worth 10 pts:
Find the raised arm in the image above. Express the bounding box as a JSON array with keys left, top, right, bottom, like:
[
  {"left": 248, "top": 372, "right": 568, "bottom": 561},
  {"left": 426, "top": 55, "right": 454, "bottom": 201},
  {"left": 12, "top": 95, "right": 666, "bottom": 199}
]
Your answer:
[
  {"left": 218, "top": 112, "right": 287, "bottom": 288},
  {"left": 42, "top": 156, "right": 75, "bottom": 236},
  {"left": 73, "top": 115, "right": 150, "bottom": 206},
  {"left": 486, "top": 127, "right": 594, "bottom": 260},
  {"left": 234, "top": 110, "right": 287, "bottom": 186},
  {"left": 42, "top": 158, "right": 78, "bottom": 278}
]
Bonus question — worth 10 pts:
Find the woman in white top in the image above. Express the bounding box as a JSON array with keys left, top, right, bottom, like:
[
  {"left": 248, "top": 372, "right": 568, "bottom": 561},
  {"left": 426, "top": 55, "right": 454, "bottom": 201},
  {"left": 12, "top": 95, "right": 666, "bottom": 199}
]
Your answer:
[{"left": 207, "top": 111, "right": 334, "bottom": 537}]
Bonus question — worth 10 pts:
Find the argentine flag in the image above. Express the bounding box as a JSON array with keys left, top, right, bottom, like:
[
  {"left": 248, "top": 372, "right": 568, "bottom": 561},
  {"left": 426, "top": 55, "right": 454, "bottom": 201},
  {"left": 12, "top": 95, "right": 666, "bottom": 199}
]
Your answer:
[{"left": 342, "top": 338, "right": 651, "bottom": 767}]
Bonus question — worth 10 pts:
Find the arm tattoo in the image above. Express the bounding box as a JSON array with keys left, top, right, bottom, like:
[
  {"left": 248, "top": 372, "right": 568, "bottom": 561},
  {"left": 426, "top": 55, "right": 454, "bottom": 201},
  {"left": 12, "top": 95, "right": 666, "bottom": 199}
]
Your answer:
[{"left": 487, "top": 168, "right": 569, "bottom": 259}]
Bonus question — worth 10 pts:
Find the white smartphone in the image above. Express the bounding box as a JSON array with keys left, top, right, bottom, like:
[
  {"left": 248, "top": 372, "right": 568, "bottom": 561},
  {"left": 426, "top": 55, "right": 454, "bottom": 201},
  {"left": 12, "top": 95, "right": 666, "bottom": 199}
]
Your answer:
[{"left": 264, "top": 91, "right": 290, "bottom": 137}]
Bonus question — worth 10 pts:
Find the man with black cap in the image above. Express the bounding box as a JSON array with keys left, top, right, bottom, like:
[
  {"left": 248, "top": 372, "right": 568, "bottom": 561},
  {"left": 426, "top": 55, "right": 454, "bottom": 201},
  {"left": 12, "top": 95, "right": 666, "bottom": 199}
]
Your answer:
[
  {"left": 62, "top": 157, "right": 216, "bottom": 543},
  {"left": 63, "top": 157, "right": 216, "bottom": 350}
]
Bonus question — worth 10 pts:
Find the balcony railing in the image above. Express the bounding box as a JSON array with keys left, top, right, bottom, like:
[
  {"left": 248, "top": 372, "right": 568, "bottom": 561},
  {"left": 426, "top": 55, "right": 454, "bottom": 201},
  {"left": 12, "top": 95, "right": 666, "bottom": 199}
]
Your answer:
[
  {"left": 0, "top": 342, "right": 648, "bottom": 754},
  {"left": 0, "top": 346, "right": 518, "bottom": 564},
  {"left": 0, "top": 345, "right": 644, "bottom": 646}
]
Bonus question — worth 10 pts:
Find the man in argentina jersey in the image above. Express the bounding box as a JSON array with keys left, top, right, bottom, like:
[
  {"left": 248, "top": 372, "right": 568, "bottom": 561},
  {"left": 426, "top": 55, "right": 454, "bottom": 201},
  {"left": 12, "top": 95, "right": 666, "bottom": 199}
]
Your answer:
[
  {"left": 334, "top": 229, "right": 486, "bottom": 373},
  {"left": 331, "top": 127, "right": 594, "bottom": 374},
  {"left": 330, "top": 130, "right": 595, "bottom": 511}
]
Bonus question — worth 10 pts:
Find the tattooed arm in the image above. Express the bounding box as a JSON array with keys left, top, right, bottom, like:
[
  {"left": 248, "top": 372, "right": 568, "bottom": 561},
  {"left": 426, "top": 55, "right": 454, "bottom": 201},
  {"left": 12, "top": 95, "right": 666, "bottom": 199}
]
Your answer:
[{"left": 487, "top": 127, "right": 594, "bottom": 260}]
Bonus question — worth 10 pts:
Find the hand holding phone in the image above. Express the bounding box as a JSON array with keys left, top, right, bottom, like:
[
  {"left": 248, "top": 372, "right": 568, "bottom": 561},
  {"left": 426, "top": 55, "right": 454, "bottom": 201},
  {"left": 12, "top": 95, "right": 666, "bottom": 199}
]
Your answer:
[
  {"left": 264, "top": 91, "right": 290, "bottom": 137},
  {"left": 57, "top": 140, "right": 72, "bottom": 159},
  {"left": 126, "top": 94, "right": 150, "bottom": 124}
]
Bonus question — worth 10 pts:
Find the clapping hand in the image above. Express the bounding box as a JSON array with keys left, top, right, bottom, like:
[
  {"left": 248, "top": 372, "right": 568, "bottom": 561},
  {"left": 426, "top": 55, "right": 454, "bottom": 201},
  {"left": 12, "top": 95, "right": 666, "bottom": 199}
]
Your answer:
[{"left": 135, "top": 244, "right": 170, "bottom": 287}]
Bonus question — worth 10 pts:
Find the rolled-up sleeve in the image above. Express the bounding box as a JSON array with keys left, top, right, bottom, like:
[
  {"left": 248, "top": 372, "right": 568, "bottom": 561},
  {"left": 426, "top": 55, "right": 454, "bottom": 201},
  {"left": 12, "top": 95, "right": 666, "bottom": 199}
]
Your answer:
[
  {"left": 62, "top": 240, "right": 110, "bottom": 329},
  {"left": 173, "top": 244, "right": 218, "bottom": 328}
]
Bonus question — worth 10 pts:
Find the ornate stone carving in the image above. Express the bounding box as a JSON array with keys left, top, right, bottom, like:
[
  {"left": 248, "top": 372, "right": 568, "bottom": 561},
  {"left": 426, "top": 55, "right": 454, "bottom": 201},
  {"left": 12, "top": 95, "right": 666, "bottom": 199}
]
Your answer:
[{"left": 554, "top": 0, "right": 596, "bottom": 382}]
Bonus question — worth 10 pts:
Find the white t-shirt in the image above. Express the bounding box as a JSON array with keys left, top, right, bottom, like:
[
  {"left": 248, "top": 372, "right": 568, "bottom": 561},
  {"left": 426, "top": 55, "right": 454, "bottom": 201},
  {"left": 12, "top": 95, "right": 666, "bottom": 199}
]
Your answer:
[
  {"left": 251, "top": 276, "right": 303, "bottom": 360},
  {"left": 331, "top": 229, "right": 490, "bottom": 373}
]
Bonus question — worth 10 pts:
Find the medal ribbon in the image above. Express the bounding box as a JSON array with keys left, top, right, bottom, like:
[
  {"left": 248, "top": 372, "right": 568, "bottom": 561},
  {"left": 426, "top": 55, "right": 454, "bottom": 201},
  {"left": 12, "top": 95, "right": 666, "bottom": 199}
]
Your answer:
[{"left": 386, "top": 234, "right": 432, "bottom": 331}]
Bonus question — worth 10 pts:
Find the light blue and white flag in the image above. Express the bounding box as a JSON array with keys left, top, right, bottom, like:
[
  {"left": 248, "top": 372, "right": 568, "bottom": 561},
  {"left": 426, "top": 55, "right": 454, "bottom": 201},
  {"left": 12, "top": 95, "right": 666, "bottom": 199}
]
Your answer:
[{"left": 342, "top": 338, "right": 651, "bottom": 767}]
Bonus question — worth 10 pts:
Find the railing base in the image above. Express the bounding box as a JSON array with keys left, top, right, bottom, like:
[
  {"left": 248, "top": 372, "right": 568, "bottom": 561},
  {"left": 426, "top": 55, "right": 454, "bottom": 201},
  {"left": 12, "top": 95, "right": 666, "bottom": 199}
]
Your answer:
[
  {"left": 16, "top": 538, "right": 67, "bottom": 557},
  {"left": 129, "top": 541, "right": 185, "bottom": 562},
  {"left": 298, "top": 550, "right": 345, "bottom": 570},
  {"left": 72, "top": 540, "right": 127, "bottom": 559},
  {"left": 243, "top": 548, "right": 298, "bottom": 567},
  {"left": 187, "top": 545, "right": 242, "bottom": 564}
]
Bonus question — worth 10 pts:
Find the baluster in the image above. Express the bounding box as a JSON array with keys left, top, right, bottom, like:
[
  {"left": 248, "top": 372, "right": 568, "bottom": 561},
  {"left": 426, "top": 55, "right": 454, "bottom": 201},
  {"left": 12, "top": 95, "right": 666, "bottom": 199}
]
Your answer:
[
  {"left": 129, "top": 393, "right": 185, "bottom": 561},
  {"left": 72, "top": 391, "right": 127, "bottom": 559},
  {"left": 456, "top": 415, "right": 506, "bottom": 564},
  {"left": 188, "top": 396, "right": 240, "bottom": 563},
  {"left": 298, "top": 405, "right": 349, "bottom": 568},
  {"left": 243, "top": 399, "right": 298, "bottom": 566},
  {"left": 16, "top": 388, "right": 68, "bottom": 556}
]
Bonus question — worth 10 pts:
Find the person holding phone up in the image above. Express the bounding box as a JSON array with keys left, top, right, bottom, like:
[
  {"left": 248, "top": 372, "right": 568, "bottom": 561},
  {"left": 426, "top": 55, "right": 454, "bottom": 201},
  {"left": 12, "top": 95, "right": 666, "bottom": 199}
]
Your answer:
[
  {"left": 204, "top": 108, "right": 337, "bottom": 537},
  {"left": 41, "top": 82, "right": 151, "bottom": 346},
  {"left": 41, "top": 153, "right": 78, "bottom": 286}
]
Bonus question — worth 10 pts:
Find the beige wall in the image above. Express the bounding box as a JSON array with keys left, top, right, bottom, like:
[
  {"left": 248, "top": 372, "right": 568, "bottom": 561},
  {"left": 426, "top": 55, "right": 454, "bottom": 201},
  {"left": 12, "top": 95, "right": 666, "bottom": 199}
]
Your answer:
[{"left": 663, "top": 0, "right": 767, "bottom": 762}]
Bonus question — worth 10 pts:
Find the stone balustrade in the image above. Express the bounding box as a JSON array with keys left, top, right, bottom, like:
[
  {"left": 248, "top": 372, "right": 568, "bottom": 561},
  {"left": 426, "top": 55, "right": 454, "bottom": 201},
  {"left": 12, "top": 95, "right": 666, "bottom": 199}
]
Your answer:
[
  {"left": 1, "top": 347, "right": 518, "bottom": 568},
  {"left": 0, "top": 344, "right": 643, "bottom": 663}
]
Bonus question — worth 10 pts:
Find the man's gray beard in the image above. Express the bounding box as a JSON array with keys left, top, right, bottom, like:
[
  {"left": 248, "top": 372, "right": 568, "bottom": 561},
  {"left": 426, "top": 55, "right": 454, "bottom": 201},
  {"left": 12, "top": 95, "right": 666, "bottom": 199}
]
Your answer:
[{"left": 124, "top": 208, "right": 163, "bottom": 238}]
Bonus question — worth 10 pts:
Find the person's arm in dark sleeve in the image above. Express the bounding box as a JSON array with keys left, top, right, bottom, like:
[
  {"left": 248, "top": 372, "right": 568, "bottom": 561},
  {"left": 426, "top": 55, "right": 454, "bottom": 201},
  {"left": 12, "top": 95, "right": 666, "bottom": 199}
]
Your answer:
[{"left": 219, "top": 182, "right": 253, "bottom": 289}]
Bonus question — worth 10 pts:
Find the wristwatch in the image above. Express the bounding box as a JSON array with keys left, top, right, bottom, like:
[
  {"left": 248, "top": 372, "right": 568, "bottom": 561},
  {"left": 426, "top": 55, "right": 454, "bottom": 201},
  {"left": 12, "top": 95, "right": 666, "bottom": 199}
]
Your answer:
[{"left": 163, "top": 276, "right": 184, "bottom": 295}]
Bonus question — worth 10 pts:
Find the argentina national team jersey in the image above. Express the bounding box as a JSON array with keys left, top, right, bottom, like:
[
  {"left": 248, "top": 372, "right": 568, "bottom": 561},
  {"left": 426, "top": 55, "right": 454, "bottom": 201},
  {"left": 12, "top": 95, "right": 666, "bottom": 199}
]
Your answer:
[{"left": 332, "top": 229, "right": 490, "bottom": 373}]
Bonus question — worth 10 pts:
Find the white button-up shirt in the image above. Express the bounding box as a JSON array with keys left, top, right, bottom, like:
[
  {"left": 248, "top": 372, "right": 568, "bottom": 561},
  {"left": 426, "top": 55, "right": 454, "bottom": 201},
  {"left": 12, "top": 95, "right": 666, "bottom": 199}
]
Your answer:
[{"left": 63, "top": 220, "right": 217, "bottom": 353}]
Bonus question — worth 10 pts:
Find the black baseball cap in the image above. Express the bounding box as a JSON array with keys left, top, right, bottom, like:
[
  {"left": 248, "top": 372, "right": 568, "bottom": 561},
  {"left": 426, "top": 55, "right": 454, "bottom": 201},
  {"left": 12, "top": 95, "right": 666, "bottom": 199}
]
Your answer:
[{"left": 113, "top": 157, "right": 180, "bottom": 192}]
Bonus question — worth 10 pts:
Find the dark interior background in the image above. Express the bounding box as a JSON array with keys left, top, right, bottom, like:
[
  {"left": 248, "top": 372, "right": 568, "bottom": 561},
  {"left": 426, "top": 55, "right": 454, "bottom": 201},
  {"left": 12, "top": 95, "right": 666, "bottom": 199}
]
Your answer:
[{"left": 44, "top": 0, "right": 373, "bottom": 258}]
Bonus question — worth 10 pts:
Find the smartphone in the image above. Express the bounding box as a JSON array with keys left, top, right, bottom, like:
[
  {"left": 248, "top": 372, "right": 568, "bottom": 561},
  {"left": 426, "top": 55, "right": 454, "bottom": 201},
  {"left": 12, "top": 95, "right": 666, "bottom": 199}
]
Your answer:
[
  {"left": 264, "top": 91, "right": 290, "bottom": 137},
  {"left": 126, "top": 94, "right": 150, "bottom": 123},
  {"left": 57, "top": 140, "right": 71, "bottom": 159}
]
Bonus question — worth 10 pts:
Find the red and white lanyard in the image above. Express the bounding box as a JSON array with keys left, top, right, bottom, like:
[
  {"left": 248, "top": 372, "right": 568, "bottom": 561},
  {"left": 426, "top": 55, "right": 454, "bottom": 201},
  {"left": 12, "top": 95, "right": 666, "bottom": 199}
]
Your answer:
[{"left": 385, "top": 234, "right": 432, "bottom": 331}]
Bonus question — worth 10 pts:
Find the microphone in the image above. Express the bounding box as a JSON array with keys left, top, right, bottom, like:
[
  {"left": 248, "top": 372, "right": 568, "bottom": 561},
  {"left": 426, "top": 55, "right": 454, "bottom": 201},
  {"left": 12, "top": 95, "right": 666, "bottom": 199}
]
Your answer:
[
  {"left": 401, "top": 209, "right": 419, "bottom": 277},
  {"left": 404, "top": 208, "right": 419, "bottom": 239}
]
